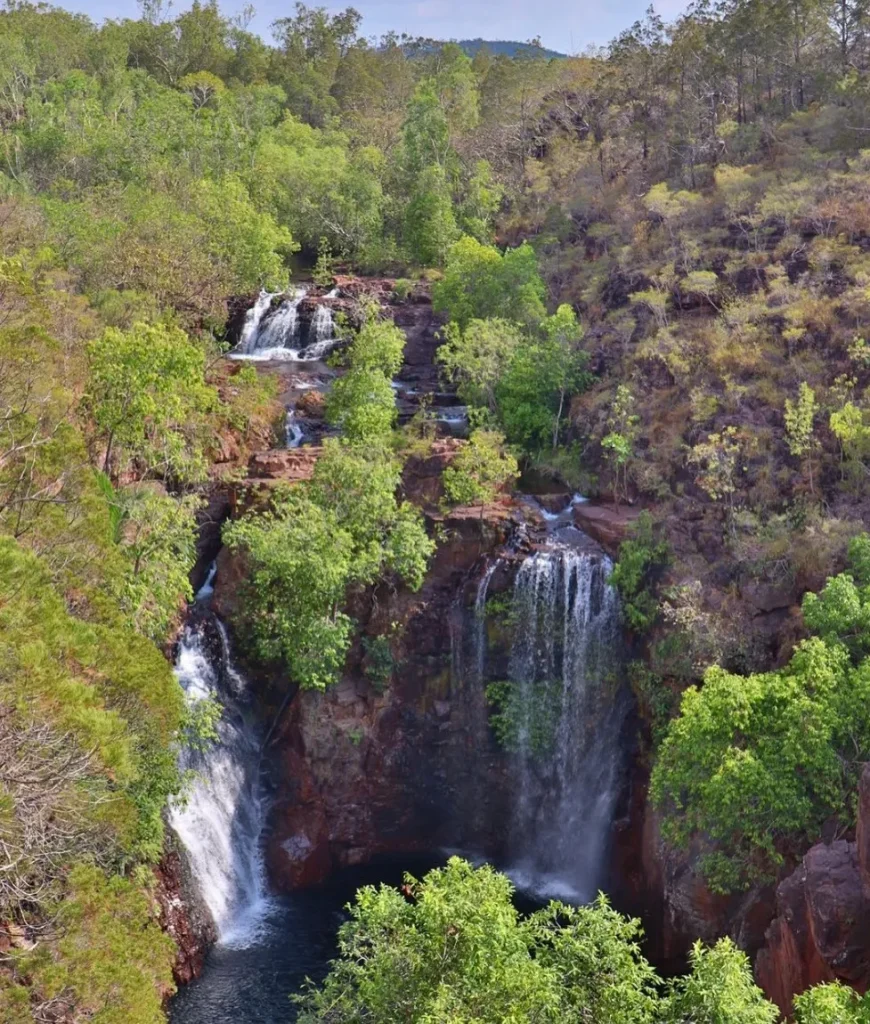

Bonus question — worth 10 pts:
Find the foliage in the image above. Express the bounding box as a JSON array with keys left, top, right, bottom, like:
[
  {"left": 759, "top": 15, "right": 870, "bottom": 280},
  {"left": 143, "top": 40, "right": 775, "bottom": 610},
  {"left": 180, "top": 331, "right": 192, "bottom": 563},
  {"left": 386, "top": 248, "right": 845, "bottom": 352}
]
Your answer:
[
  {"left": 432, "top": 236, "right": 547, "bottom": 329},
  {"left": 26, "top": 863, "right": 175, "bottom": 1024},
  {"left": 225, "top": 440, "right": 433, "bottom": 687},
  {"left": 0, "top": 535, "right": 184, "bottom": 910},
  {"left": 609, "top": 512, "right": 669, "bottom": 633},
  {"left": 325, "top": 309, "right": 406, "bottom": 443},
  {"left": 497, "top": 305, "right": 591, "bottom": 453},
  {"left": 486, "top": 679, "right": 562, "bottom": 756},
  {"left": 86, "top": 322, "right": 218, "bottom": 482},
  {"left": 784, "top": 382, "right": 819, "bottom": 494},
  {"left": 436, "top": 318, "right": 525, "bottom": 413},
  {"left": 602, "top": 385, "right": 640, "bottom": 504},
  {"left": 310, "top": 438, "right": 434, "bottom": 591},
  {"left": 793, "top": 983, "right": 870, "bottom": 1024},
  {"left": 325, "top": 366, "right": 397, "bottom": 443},
  {"left": 112, "top": 485, "right": 201, "bottom": 642},
  {"left": 296, "top": 857, "right": 659, "bottom": 1024},
  {"left": 362, "top": 634, "right": 395, "bottom": 692},
  {"left": 298, "top": 857, "right": 830, "bottom": 1023},
  {"left": 405, "top": 164, "right": 459, "bottom": 267},
  {"left": 443, "top": 429, "right": 519, "bottom": 506},
  {"left": 652, "top": 536, "right": 870, "bottom": 891},
  {"left": 663, "top": 939, "right": 778, "bottom": 1024},
  {"left": 223, "top": 487, "right": 356, "bottom": 690},
  {"left": 344, "top": 314, "right": 407, "bottom": 377},
  {"left": 830, "top": 401, "right": 870, "bottom": 492},
  {"left": 313, "top": 237, "right": 335, "bottom": 287}
]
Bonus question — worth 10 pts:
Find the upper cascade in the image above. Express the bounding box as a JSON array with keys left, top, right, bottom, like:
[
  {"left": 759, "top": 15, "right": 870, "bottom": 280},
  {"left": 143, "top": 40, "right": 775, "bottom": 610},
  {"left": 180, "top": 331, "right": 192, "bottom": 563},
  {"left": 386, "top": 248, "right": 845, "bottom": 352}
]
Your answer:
[{"left": 231, "top": 289, "right": 339, "bottom": 362}]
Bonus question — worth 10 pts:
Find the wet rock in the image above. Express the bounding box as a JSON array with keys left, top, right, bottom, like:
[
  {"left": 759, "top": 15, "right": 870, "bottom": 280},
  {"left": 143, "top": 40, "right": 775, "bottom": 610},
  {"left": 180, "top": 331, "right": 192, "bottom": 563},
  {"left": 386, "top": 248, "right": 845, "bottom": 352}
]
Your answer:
[
  {"left": 154, "top": 832, "right": 217, "bottom": 985},
  {"left": 573, "top": 503, "right": 640, "bottom": 555},
  {"left": 537, "top": 493, "right": 572, "bottom": 514},
  {"left": 261, "top": 501, "right": 517, "bottom": 891}
]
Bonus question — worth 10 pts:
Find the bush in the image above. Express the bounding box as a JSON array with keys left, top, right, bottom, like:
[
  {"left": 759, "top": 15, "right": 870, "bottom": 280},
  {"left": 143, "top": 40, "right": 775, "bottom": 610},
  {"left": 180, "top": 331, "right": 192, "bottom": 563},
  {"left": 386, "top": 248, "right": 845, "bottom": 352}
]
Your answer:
[
  {"left": 609, "top": 512, "right": 669, "bottom": 632},
  {"left": 443, "top": 429, "right": 519, "bottom": 506}
]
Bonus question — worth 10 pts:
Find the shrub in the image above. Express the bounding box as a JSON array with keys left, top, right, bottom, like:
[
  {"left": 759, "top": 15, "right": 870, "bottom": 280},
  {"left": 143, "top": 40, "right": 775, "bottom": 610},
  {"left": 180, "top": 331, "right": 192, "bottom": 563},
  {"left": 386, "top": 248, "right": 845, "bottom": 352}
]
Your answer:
[{"left": 609, "top": 512, "right": 669, "bottom": 633}]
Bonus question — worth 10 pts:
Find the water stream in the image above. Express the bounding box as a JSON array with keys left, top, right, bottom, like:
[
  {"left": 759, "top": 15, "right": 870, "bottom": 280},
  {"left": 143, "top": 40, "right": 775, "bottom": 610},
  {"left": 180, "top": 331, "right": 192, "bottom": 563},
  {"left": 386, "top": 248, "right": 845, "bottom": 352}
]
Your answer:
[
  {"left": 231, "top": 290, "right": 338, "bottom": 363},
  {"left": 170, "top": 517, "right": 627, "bottom": 1018},
  {"left": 168, "top": 609, "right": 273, "bottom": 949}
]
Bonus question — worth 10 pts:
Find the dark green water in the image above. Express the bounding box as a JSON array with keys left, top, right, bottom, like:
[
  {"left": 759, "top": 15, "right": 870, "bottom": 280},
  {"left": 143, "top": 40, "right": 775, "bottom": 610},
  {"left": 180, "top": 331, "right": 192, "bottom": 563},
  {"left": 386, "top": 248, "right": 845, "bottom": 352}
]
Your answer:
[{"left": 169, "top": 858, "right": 443, "bottom": 1024}]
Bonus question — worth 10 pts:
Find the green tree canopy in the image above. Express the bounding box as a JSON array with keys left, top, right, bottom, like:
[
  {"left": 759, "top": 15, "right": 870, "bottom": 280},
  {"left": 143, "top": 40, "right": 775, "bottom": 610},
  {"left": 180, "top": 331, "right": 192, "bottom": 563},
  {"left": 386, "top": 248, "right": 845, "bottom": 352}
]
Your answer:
[
  {"left": 85, "top": 321, "right": 218, "bottom": 481},
  {"left": 652, "top": 537, "right": 870, "bottom": 891},
  {"left": 433, "top": 236, "right": 547, "bottom": 329}
]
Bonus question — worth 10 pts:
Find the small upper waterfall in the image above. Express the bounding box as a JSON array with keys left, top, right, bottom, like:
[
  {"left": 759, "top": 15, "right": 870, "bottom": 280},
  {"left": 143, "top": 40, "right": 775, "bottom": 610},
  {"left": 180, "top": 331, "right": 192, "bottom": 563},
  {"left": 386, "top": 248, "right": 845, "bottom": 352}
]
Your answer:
[
  {"left": 232, "top": 290, "right": 340, "bottom": 363},
  {"left": 236, "top": 291, "right": 277, "bottom": 354},
  {"left": 480, "top": 542, "right": 626, "bottom": 901},
  {"left": 231, "top": 289, "right": 307, "bottom": 360},
  {"left": 169, "top": 603, "right": 272, "bottom": 948},
  {"left": 284, "top": 410, "right": 303, "bottom": 448}
]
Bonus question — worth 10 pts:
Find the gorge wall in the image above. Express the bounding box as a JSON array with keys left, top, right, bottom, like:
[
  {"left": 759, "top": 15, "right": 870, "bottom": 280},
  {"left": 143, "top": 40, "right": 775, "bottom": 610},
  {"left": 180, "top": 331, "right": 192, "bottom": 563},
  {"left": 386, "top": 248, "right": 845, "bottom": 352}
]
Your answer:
[{"left": 168, "top": 279, "right": 870, "bottom": 1017}]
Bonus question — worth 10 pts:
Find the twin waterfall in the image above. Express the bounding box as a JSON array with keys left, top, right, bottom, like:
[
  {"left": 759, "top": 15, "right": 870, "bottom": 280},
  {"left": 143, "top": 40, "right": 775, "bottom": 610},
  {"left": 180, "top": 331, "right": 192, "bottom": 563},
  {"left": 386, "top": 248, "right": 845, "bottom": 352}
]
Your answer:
[
  {"left": 477, "top": 544, "right": 626, "bottom": 901},
  {"left": 169, "top": 537, "right": 625, "bottom": 956}
]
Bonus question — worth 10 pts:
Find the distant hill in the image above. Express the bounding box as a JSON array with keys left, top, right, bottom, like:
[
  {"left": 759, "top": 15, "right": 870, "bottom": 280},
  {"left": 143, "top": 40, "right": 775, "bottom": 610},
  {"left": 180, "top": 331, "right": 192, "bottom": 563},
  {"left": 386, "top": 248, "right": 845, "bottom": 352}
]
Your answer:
[{"left": 457, "top": 39, "right": 567, "bottom": 59}]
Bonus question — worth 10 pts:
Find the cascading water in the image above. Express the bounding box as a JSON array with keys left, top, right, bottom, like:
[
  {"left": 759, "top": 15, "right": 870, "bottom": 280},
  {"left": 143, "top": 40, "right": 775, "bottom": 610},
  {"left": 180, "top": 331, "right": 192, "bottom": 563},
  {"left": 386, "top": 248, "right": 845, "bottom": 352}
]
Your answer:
[
  {"left": 307, "top": 304, "right": 334, "bottom": 345},
  {"left": 169, "top": 606, "right": 272, "bottom": 948},
  {"left": 482, "top": 543, "right": 625, "bottom": 901},
  {"left": 235, "top": 291, "right": 278, "bottom": 354},
  {"left": 284, "top": 410, "right": 304, "bottom": 448},
  {"left": 231, "top": 289, "right": 307, "bottom": 360}
]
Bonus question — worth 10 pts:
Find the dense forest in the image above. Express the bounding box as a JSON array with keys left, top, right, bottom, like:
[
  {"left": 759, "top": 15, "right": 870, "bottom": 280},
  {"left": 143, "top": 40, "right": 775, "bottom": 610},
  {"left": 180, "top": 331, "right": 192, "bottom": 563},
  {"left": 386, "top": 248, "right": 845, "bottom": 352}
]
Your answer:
[{"left": 7, "top": 0, "right": 870, "bottom": 1018}]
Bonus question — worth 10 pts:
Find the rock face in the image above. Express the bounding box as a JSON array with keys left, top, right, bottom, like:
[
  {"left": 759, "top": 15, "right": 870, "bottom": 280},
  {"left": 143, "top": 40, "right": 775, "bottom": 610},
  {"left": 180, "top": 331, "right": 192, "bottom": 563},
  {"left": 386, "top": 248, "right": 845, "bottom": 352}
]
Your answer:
[
  {"left": 246, "top": 446, "right": 322, "bottom": 481},
  {"left": 260, "top": 499, "right": 521, "bottom": 889},
  {"left": 573, "top": 503, "right": 640, "bottom": 555},
  {"left": 612, "top": 771, "right": 776, "bottom": 974},
  {"left": 755, "top": 766, "right": 870, "bottom": 1014},
  {"left": 154, "top": 830, "right": 217, "bottom": 985}
]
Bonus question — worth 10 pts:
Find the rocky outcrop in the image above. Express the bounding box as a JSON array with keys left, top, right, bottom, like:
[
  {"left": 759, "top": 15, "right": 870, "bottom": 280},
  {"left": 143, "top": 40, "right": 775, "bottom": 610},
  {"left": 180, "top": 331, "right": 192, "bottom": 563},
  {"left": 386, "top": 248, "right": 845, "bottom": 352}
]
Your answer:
[
  {"left": 246, "top": 446, "right": 322, "bottom": 481},
  {"left": 154, "top": 830, "right": 217, "bottom": 985},
  {"left": 573, "top": 503, "right": 640, "bottom": 555},
  {"left": 251, "top": 500, "right": 523, "bottom": 890},
  {"left": 612, "top": 771, "right": 776, "bottom": 974},
  {"left": 755, "top": 765, "right": 870, "bottom": 1014}
]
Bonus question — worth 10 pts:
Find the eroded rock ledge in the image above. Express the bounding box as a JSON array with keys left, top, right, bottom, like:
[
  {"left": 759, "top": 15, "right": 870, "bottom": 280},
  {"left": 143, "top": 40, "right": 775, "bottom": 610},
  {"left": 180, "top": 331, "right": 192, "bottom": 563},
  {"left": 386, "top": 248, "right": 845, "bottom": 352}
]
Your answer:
[{"left": 755, "top": 765, "right": 870, "bottom": 1014}]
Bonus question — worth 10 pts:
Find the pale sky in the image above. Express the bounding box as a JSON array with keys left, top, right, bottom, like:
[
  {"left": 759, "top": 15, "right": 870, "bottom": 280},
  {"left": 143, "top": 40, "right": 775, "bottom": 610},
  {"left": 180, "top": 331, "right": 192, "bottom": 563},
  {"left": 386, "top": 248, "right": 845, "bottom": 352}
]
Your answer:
[{"left": 62, "top": 0, "right": 691, "bottom": 55}]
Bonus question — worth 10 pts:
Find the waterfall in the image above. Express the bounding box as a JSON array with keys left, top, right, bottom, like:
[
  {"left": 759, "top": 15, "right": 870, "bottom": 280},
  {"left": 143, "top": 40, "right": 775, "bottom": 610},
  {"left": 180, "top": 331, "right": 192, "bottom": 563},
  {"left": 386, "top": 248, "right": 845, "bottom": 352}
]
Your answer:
[
  {"left": 169, "top": 613, "right": 272, "bottom": 948},
  {"left": 236, "top": 291, "right": 278, "bottom": 354},
  {"left": 285, "top": 410, "right": 303, "bottom": 448},
  {"left": 474, "top": 562, "right": 497, "bottom": 683},
  {"left": 496, "top": 547, "right": 625, "bottom": 901},
  {"left": 231, "top": 289, "right": 307, "bottom": 361},
  {"left": 309, "top": 304, "right": 334, "bottom": 344}
]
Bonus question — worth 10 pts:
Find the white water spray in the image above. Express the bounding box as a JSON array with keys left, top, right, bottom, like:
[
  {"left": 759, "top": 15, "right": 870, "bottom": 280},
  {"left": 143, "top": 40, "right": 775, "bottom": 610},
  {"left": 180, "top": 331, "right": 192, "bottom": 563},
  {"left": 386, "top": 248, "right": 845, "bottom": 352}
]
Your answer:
[
  {"left": 169, "top": 617, "right": 273, "bottom": 948},
  {"left": 499, "top": 546, "right": 625, "bottom": 901},
  {"left": 231, "top": 289, "right": 307, "bottom": 360}
]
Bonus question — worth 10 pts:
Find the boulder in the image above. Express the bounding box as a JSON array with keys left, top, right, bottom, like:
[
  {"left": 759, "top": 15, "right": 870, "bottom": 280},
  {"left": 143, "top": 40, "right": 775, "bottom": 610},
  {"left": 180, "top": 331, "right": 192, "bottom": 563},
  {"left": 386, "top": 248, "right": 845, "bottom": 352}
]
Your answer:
[
  {"left": 573, "top": 503, "right": 640, "bottom": 554},
  {"left": 755, "top": 765, "right": 870, "bottom": 1014}
]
